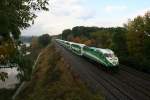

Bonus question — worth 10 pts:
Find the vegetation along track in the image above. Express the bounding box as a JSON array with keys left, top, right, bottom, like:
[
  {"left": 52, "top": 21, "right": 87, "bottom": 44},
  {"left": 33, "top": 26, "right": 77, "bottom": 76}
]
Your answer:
[{"left": 54, "top": 41, "right": 150, "bottom": 100}]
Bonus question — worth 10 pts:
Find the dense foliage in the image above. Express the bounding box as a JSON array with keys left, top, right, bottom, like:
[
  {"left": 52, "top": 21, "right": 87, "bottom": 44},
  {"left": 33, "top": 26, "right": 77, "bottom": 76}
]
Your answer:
[
  {"left": 61, "top": 11, "right": 150, "bottom": 73},
  {"left": 38, "top": 34, "right": 51, "bottom": 47},
  {"left": 0, "top": 0, "right": 49, "bottom": 63},
  {"left": 0, "top": 0, "right": 49, "bottom": 39},
  {"left": 0, "top": 0, "right": 49, "bottom": 81},
  {"left": 125, "top": 12, "right": 150, "bottom": 71}
]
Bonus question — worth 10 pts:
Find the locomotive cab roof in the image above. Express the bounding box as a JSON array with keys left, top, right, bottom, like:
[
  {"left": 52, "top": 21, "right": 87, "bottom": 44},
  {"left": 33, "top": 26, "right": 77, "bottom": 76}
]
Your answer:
[
  {"left": 71, "top": 42, "right": 86, "bottom": 47},
  {"left": 91, "top": 47, "right": 114, "bottom": 54},
  {"left": 99, "top": 48, "right": 114, "bottom": 54}
]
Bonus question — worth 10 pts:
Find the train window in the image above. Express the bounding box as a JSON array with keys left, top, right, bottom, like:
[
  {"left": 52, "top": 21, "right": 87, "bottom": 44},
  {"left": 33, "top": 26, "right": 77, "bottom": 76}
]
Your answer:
[
  {"left": 84, "top": 46, "right": 90, "bottom": 51},
  {"left": 84, "top": 46, "right": 87, "bottom": 49},
  {"left": 104, "top": 53, "right": 113, "bottom": 58}
]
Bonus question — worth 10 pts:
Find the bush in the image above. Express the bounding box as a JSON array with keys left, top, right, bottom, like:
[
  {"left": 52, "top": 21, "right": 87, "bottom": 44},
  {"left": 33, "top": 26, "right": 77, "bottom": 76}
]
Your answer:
[{"left": 38, "top": 34, "right": 51, "bottom": 47}]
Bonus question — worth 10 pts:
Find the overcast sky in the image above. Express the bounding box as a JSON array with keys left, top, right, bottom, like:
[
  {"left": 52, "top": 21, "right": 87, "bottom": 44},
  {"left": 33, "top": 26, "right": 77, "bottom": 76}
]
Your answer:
[{"left": 22, "top": 0, "right": 150, "bottom": 36}]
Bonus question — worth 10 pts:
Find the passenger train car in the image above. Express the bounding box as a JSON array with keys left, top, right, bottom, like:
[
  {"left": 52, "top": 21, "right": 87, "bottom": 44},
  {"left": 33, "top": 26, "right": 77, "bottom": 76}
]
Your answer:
[{"left": 56, "top": 39, "right": 119, "bottom": 71}]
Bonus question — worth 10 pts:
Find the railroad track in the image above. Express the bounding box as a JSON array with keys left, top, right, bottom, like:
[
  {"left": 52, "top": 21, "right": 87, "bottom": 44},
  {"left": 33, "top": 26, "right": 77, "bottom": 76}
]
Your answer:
[
  {"left": 117, "top": 70, "right": 150, "bottom": 91},
  {"left": 57, "top": 44, "right": 122, "bottom": 100},
  {"left": 84, "top": 57, "right": 150, "bottom": 99},
  {"left": 56, "top": 43, "right": 121, "bottom": 100},
  {"left": 70, "top": 60, "right": 120, "bottom": 100},
  {"left": 120, "top": 65, "right": 150, "bottom": 92},
  {"left": 86, "top": 67, "right": 134, "bottom": 100},
  {"left": 55, "top": 41, "right": 150, "bottom": 100},
  {"left": 121, "top": 65, "right": 150, "bottom": 82},
  {"left": 89, "top": 64, "right": 150, "bottom": 100}
]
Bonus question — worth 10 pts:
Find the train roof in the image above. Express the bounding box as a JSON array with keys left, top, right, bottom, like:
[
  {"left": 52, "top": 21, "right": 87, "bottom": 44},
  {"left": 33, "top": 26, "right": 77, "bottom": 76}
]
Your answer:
[
  {"left": 56, "top": 39, "right": 114, "bottom": 54},
  {"left": 91, "top": 47, "right": 113, "bottom": 54},
  {"left": 56, "top": 39, "right": 85, "bottom": 47},
  {"left": 71, "top": 42, "right": 85, "bottom": 47}
]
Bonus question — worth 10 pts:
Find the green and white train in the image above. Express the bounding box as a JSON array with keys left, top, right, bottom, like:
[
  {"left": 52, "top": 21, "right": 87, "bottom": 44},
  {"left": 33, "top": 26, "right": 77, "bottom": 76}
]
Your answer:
[{"left": 56, "top": 39, "right": 119, "bottom": 70}]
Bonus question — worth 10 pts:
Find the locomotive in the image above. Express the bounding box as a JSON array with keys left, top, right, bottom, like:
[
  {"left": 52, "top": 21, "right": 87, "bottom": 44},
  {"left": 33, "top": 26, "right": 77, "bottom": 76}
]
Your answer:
[{"left": 56, "top": 39, "right": 119, "bottom": 71}]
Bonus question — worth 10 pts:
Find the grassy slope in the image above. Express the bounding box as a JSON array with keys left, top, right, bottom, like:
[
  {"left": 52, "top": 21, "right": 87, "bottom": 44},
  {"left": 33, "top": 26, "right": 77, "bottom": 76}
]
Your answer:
[{"left": 16, "top": 44, "right": 104, "bottom": 100}]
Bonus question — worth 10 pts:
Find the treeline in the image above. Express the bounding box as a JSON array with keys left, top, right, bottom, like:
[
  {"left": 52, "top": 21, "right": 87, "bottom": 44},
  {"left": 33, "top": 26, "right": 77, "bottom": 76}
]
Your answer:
[{"left": 61, "top": 12, "right": 150, "bottom": 73}]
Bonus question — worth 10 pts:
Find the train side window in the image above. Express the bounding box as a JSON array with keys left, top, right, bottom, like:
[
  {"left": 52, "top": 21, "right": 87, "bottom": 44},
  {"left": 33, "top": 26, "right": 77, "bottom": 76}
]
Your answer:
[
  {"left": 84, "top": 46, "right": 87, "bottom": 49},
  {"left": 84, "top": 46, "right": 89, "bottom": 51}
]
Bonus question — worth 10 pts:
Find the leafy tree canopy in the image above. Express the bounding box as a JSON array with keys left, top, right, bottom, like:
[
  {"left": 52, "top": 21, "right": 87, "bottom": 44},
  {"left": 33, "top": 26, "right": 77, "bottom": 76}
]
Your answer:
[
  {"left": 38, "top": 34, "right": 51, "bottom": 47},
  {"left": 125, "top": 11, "right": 150, "bottom": 58},
  {"left": 0, "top": 0, "right": 49, "bottom": 39}
]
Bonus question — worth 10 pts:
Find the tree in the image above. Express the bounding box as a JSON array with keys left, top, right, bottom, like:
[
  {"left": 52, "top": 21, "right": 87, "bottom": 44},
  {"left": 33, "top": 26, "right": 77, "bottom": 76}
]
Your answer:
[
  {"left": 143, "top": 36, "right": 150, "bottom": 59},
  {"left": 0, "top": 0, "right": 49, "bottom": 61},
  {"left": 143, "top": 12, "right": 150, "bottom": 59},
  {"left": 144, "top": 12, "right": 150, "bottom": 35},
  {"left": 38, "top": 34, "right": 51, "bottom": 47},
  {"left": 0, "top": 38, "right": 16, "bottom": 64},
  {"left": 72, "top": 26, "right": 99, "bottom": 38},
  {"left": 0, "top": 0, "right": 49, "bottom": 40},
  {"left": 126, "top": 16, "right": 145, "bottom": 58},
  {"left": 91, "top": 30, "right": 112, "bottom": 48},
  {"left": 62, "top": 29, "right": 72, "bottom": 40},
  {"left": 0, "top": 0, "right": 49, "bottom": 80},
  {"left": 125, "top": 11, "right": 150, "bottom": 72},
  {"left": 111, "top": 28, "right": 128, "bottom": 57},
  {"left": 72, "top": 36, "right": 81, "bottom": 43}
]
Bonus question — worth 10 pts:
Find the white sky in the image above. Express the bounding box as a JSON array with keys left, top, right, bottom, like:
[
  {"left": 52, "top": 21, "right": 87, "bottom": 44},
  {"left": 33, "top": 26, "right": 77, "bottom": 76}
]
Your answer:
[{"left": 22, "top": 0, "right": 150, "bottom": 36}]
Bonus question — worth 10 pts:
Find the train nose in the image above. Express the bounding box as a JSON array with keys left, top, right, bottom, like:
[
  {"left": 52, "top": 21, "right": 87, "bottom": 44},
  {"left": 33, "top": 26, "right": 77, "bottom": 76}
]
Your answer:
[
  {"left": 112, "top": 61, "right": 118, "bottom": 65},
  {"left": 108, "top": 57, "right": 119, "bottom": 65},
  {"left": 113, "top": 57, "right": 119, "bottom": 65}
]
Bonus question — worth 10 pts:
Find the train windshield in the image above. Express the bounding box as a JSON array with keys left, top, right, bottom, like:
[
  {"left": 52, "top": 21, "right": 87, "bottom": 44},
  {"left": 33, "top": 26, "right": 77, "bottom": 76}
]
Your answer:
[{"left": 104, "top": 53, "right": 114, "bottom": 58}]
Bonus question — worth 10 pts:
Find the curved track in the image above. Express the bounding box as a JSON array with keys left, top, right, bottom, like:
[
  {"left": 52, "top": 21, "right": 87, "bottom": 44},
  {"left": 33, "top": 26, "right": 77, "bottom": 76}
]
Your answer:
[{"left": 55, "top": 42, "right": 150, "bottom": 100}]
